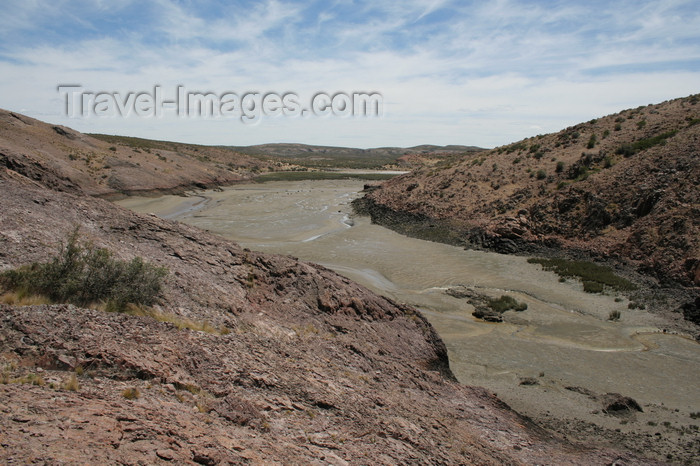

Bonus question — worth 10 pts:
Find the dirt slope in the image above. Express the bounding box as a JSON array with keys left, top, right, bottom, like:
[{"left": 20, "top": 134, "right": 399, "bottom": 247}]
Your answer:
[{"left": 362, "top": 95, "right": 700, "bottom": 293}]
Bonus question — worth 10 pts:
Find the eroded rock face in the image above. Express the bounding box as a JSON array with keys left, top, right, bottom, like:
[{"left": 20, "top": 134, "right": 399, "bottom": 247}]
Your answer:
[{"left": 0, "top": 303, "right": 647, "bottom": 465}]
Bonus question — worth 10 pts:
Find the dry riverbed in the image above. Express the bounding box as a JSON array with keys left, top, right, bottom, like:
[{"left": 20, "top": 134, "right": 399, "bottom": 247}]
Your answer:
[{"left": 117, "top": 179, "right": 700, "bottom": 463}]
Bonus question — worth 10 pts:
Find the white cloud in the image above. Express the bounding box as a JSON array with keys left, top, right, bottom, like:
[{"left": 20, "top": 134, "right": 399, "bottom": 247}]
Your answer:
[{"left": 1, "top": 0, "right": 699, "bottom": 148}]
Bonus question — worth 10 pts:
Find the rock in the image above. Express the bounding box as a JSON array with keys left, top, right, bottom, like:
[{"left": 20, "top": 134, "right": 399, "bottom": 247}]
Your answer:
[
  {"left": 445, "top": 285, "right": 478, "bottom": 299},
  {"left": 156, "top": 449, "right": 176, "bottom": 461},
  {"left": 213, "top": 395, "right": 261, "bottom": 426},
  {"left": 600, "top": 393, "right": 643, "bottom": 415},
  {"left": 519, "top": 377, "right": 538, "bottom": 386},
  {"left": 679, "top": 297, "right": 700, "bottom": 325},
  {"left": 472, "top": 307, "right": 503, "bottom": 322}
]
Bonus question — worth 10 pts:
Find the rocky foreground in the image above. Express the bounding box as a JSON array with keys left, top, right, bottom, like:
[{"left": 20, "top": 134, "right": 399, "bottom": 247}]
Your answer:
[
  {"left": 360, "top": 95, "right": 699, "bottom": 321},
  {"left": 0, "top": 114, "right": 656, "bottom": 463}
]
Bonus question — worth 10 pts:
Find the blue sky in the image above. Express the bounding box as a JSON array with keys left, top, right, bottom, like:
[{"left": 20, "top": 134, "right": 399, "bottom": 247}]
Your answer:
[{"left": 1, "top": 0, "right": 699, "bottom": 148}]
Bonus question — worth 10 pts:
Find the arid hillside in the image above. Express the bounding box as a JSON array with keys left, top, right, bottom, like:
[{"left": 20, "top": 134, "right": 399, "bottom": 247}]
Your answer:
[
  {"left": 0, "top": 112, "right": 649, "bottom": 463},
  {"left": 0, "top": 110, "right": 270, "bottom": 198},
  {"left": 362, "top": 95, "right": 700, "bottom": 293}
]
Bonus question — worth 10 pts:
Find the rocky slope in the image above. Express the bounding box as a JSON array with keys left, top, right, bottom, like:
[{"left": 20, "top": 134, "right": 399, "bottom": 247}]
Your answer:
[
  {"left": 360, "top": 95, "right": 700, "bottom": 312},
  {"left": 0, "top": 110, "right": 270, "bottom": 198},
  {"left": 0, "top": 116, "right": 651, "bottom": 463}
]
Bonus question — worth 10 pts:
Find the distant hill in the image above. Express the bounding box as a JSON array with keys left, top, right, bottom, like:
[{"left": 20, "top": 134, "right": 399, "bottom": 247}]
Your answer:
[
  {"left": 360, "top": 95, "right": 700, "bottom": 297},
  {"left": 227, "top": 143, "right": 485, "bottom": 169}
]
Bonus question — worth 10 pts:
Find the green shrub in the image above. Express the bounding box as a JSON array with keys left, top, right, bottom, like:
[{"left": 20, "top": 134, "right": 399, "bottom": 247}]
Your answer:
[
  {"left": 0, "top": 229, "right": 167, "bottom": 312},
  {"left": 488, "top": 295, "right": 528, "bottom": 313},
  {"left": 574, "top": 165, "right": 589, "bottom": 181},
  {"left": 536, "top": 169, "right": 547, "bottom": 180},
  {"left": 527, "top": 257, "right": 636, "bottom": 293},
  {"left": 587, "top": 134, "right": 597, "bottom": 149},
  {"left": 555, "top": 161, "right": 564, "bottom": 173},
  {"left": 583, "top": 280, "right": 604, "bottom": 293},
  {"left": 616, "top": 130, "right": 678, "bottom": 157}
]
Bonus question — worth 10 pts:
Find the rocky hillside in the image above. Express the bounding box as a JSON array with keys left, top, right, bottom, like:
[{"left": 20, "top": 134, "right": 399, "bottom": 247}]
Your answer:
[
  {"left": 0, "top": 115, "right": 647, "bottom": 463},
  {"left": 361, "top": 95, "right": 700, "bottom": 292},
  {"left": 0, "top": 110, "right": 270, "bottom": 198}
]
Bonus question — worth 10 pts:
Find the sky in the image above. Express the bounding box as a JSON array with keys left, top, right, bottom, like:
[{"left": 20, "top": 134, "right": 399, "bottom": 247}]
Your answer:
[{"left": 1, "top": 0, "right": 699, "bottom": 149}]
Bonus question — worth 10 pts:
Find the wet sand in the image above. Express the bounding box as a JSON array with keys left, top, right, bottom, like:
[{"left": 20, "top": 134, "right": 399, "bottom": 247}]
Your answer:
[{"left": 117, "top": 180, "right": 700, "bottom": 461}]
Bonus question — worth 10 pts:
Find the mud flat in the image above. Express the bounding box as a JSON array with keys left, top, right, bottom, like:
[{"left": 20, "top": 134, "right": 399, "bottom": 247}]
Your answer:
[{"left": 117, "top": 179, "right": 700, "bottom": 463}]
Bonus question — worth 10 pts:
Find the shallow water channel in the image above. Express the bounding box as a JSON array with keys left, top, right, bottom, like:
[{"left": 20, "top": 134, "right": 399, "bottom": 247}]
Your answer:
[{"left": 117, "top": 180, "right": 700, "bottom": 427}]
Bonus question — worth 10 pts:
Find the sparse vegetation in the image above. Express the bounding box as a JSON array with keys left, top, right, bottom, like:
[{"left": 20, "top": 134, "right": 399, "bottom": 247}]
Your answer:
[
  {"left": 63, "top": 373, "right": 79, "bottom": 391},
  {"left": 582, "top": 280, "right": 604, "bottom": 293},
  {"left": 9, "top": 372, "right": 46, "bottom": 386},
  {"left": 122, "top": 387, "right": 140, "bottom": 400},
  {"left": 123, "top": 306, "right": 222, "bottom": 334},
  {"left": 0, "top": 229, "right": 167, "bottom": 312},
  {"left": 615, "top": 130, "right": 678, "bottom": 157},
  {"left": 488, "top": 295, "right": 527, "bottom": 313},
  {"left": 573, "top": 165, "right": 590, "bottom": 181},
  {"left": 586, "top": 134, "right": 597, "bottom": 149},
  {"left": 527, "top": 257, "right": 637, "bottom": 293}
]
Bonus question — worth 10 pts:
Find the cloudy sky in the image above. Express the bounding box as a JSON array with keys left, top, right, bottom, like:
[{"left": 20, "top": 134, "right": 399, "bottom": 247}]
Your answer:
[{"left": 1, "top": 0, "right": 699, "bottom": 148}]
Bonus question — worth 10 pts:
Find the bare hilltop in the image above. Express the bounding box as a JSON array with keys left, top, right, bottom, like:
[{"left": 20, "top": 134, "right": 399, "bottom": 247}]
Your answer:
[{"left": 0, "top": 110, "right": 654, "bottom": 463}]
